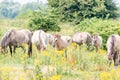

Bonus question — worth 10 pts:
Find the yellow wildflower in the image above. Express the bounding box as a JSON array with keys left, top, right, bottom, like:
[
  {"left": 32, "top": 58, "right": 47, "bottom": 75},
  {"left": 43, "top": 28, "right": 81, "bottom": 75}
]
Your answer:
[
  {"left": 34, "top": 59, "right": 41, "bottom": 66},
  {"left": 50, "top": 75, "right": 61, "bottom": 80},
  {"left": 43, "top": 51, "right": 49, "bottom": 56}
]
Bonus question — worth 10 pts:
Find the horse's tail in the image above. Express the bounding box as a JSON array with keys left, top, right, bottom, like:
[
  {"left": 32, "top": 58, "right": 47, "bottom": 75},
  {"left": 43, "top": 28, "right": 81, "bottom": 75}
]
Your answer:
[
  {"left": 87, "top": 33, "right": 92, "bottom": 43},
  {"left": 111, "top": 35, "right": 115, "bottom": 56},
  {"left": 38, "top": 30, "right": 46, "bottom": 50},
  {"left": 108, "top": 35, "right": 115, "bottom": 66}
]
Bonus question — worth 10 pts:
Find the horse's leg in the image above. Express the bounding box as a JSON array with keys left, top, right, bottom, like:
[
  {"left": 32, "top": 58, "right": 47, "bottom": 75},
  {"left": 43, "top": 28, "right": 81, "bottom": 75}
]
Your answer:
[
  {"left": 113, "top": 52, "right": 119, "bottom": 66},
  {"left": 13, "top": 46, "right": 17, "bottom": 53},
  {"left": 87, "top": 43, "right": 90, "bottom": 51},
  {"left": 28, "top": 42, "right": 32, "bottom": 57},
  {"left": 9, "top": 45, "right": 12, "bottom": 56},
  {"left": 118, "top": 52, "right": 120, "bottom": 65},
  {"left": 65, "top": 48, "right": 67, "bottom": 59},
  {"left": 19, "top": 45, "right": 26, "bottom": 53},
  {"left": 41, "top": 46, "right": 46, "bottom": 52},
  {"left": 95, "top": 46, "right": 98, "bottom": 52}
]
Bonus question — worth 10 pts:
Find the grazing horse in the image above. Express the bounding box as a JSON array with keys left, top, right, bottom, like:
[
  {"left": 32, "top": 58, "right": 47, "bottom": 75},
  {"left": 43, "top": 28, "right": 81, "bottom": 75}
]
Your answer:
[
  {"left": 72, "top": 32, "right": 92, "bottom": 50},
  {"left": 53, "top": 34, "right": 71, "bottom": 51},
  {"left": 106, "top": 34, "right": 120, "bottom": 66},
  {"left": 0, "top": 29, "right": 32, "bottom": 57},
  {"left": 92, "top": 33, "right": 102, "bottom": 52},
  {"left": 32, "top": 30, "right": 55, "bottom": 51}
]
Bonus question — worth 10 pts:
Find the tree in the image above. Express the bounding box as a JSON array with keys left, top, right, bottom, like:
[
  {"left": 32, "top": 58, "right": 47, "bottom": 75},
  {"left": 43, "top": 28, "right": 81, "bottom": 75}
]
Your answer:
[
  {"left": 48, "top": 0, "right": 118, "bottom": 23},
  {"left": 0, "top": 0, "right": 21, "bottom": 18},
  {"left": 29, "top": 8, "right": 61, "bottom": 32}
]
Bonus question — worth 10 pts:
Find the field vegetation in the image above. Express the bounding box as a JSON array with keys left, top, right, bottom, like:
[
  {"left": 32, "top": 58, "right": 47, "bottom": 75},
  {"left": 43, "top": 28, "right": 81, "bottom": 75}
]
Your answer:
[{"left": 0, "top": 0, "right": 120, "bottom": 80}]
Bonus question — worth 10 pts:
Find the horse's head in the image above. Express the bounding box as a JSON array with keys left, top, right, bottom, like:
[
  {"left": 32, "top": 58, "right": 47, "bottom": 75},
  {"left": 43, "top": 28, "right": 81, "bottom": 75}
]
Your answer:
[
  {"left": 1, "top": 46, "right": 8, "bottom": 53},
  {"left": 47, "top": 33, "right": 56, "bottom": 48},
  {"left": 0, "top": 38, "right": 9, "bottom": 54},
  {"left": 51, "top": 34, "right": 61, "bottom": 48},
  {"left": 107, "top": 51, "right": 114, "bottom": 60},
  {"left": 92, "top": 38, "right": 97, "bottom": 46},
  {"left": 92, "top": 33, "right": 99, "bottom": 46},
  {"left": 0, "top": 30, "right": 12, "bottom": 54}
]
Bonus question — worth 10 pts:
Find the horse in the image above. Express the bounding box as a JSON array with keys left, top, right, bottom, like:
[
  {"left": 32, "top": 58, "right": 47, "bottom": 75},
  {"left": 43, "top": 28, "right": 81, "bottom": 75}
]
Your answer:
[
  {"left": 0, "top": 29, "right": 32, "bottom": 57},
  {"left": 53, "top": 34, "right": 71, "bottom": 51},
  {"left": 106, "top": 34, "right": 120, "bottom": 66},
  {"left": 72, "top": 32, "right": 92, "bottom": 50},
  {"left": 92, "top": 33, "right": 102, "bottom": 52},
  {"left": 31, "top": 30, "right": 55, "bottom": 51},
  {"left": 53, "top": 34, "right": 71, "bottom": 58}
]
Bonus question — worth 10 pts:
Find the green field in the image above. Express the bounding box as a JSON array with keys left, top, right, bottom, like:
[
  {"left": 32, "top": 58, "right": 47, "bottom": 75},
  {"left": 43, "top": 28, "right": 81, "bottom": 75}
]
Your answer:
[{"left": 0, "top": 19, "right": 120, "bottom": 80}]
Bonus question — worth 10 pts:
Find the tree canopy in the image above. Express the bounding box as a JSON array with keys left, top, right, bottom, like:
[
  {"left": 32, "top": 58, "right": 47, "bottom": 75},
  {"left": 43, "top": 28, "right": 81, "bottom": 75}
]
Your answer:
[
  {"left": 48, "top": 0, "right": 119, "bottom": 23},
  {"left": 29, "top": 8, "right": 61, "bottom": 32}
]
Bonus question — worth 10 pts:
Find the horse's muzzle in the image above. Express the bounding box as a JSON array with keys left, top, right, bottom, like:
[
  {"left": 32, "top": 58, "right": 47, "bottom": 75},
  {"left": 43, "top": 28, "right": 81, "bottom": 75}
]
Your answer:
[{"left": 107, "top": 55, "right": 113, "bottom": 60}]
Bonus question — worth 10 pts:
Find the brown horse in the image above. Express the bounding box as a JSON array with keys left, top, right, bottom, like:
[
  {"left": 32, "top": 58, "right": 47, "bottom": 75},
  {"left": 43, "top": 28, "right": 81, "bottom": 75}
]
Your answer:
[
  {"left": 53, "top": 34, "right": 71, "bottom": 51},
  {"left": 106, "top": 34, "right": 120, "bottom": 66},
  {"left": 0, "top": 29, "right": 32, "bottom": 57},
  {"left": 72, "top": 32, "right": 92, "bottom": 50},
  {"left": 92, "top": 33, "right": 102, "bottom": 52}
]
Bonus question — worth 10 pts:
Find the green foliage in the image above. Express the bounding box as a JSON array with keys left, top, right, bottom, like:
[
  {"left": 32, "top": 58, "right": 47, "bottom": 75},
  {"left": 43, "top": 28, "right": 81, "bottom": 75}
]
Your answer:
[
  {"left": 48, "top": 0, "right": 119, "bottom": 24},
  {"left": 75, "top": 18, "right": 120, "bottom": 49},
  {"left": 29, "top": 9, "right": 61, "bottom": 32}
]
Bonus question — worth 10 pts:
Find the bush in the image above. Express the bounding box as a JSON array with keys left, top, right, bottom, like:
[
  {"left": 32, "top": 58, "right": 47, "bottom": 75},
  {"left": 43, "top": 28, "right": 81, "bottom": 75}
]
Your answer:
[
  {"left": 29, "top": 9, "right": 60, "bottom": 32},
  {"left": 74, "top": 18, "right": 120, "bottom": 49}
]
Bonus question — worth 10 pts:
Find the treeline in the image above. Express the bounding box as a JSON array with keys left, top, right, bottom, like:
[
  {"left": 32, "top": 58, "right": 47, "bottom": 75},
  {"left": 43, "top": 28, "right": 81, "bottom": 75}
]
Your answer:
[
  {"left": 48, "top": 0, "right": 119, "bottom": 23},
  {"left": 0, "top": 0, "right": 46, "bottom": 18},
  {"left": 29, "top": 0, "right": 120, "bottom": 49},
  {"left": 29, "top": 0, "right": 119, "bottom": 32}
]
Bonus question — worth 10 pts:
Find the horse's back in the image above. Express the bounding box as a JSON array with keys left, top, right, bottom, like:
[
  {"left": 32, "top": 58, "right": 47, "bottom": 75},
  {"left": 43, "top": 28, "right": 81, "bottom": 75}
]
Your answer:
[
  {"left": 72, "top": 32, "right": 91, "bottom": 44},
  {"left": 61, "top": 36, "right": 71, "bottom": 45},
  {"left": 72, "top": 32, "right": 81, "bottom": 43},
  {"left": 12, "top": 29, "right": 32, "bottom": 43},
  {"left": 32, "top": 30, "right": 49, "bottom": 48},
  {"left": 32, "top": 30, "right": 41, "bottom": 44},
  {"left": 107, "top": 34, "right": 120, "bottom": 51}
]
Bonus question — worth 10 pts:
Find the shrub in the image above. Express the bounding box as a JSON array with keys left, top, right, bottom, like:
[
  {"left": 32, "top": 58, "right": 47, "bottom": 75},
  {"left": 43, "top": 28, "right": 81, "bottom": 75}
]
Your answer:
[{"left": 29, "top": 9, "right": 60, "bottom": 32}]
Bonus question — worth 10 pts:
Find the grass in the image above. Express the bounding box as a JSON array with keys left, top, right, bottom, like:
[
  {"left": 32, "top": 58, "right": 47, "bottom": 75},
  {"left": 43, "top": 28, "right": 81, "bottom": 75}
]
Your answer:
[{"left": 0, "top": 19, "right": 119, "bottom": 80}]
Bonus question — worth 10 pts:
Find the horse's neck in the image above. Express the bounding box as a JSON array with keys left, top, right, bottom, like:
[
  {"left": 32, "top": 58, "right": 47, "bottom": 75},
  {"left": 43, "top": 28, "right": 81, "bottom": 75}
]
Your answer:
[{"left": 56, "top": 38, "right": 65, "bottom": 49}]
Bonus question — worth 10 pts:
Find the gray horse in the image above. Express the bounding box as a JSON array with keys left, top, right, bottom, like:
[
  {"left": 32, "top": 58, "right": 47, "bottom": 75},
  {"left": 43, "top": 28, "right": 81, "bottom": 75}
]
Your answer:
[
  {"left": 72, "top": 32, "right": 92, "bottom": 50},
  {"left": 32, "top": 30, "right": 55, "bottom": 51},
  {"left": 106, "top": 34, "right": 120, "bottom": 66},
  {"left": 0, "top": 29, "right": 32, "bottom": 57},
  {"left": 92, "top": 33, "right": 102, "bottom": 52}
]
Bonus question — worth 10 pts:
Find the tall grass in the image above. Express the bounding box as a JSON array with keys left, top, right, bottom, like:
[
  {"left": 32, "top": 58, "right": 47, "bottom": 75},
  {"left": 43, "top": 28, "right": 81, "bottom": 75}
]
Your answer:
[{"left": 0, "top": 18, "right": 119, "bottom": 80}]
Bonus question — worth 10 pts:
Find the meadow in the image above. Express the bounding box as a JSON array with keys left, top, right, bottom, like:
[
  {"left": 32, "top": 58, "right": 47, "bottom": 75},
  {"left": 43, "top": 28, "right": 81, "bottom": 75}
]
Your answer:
[{"left": 0, "top": 19, "right": 120, "bottom": 80}]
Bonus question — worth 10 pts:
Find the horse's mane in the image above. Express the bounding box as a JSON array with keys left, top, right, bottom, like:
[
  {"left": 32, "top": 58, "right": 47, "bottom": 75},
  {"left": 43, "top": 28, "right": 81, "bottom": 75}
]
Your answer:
[{"left": 1, "top": 30, "right": 13, "bottom": 47}]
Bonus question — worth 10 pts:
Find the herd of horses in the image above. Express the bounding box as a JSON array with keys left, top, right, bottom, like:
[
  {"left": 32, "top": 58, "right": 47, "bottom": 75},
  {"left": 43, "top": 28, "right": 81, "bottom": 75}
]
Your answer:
[{"left": 0, "top": 29, "right": 120, "bottom": 66}]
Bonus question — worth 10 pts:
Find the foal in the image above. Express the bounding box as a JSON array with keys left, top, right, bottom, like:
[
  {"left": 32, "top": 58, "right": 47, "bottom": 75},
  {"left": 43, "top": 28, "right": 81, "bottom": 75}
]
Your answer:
[{"left": 54, "top": 34, "right": 71, "bottom": 50}]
